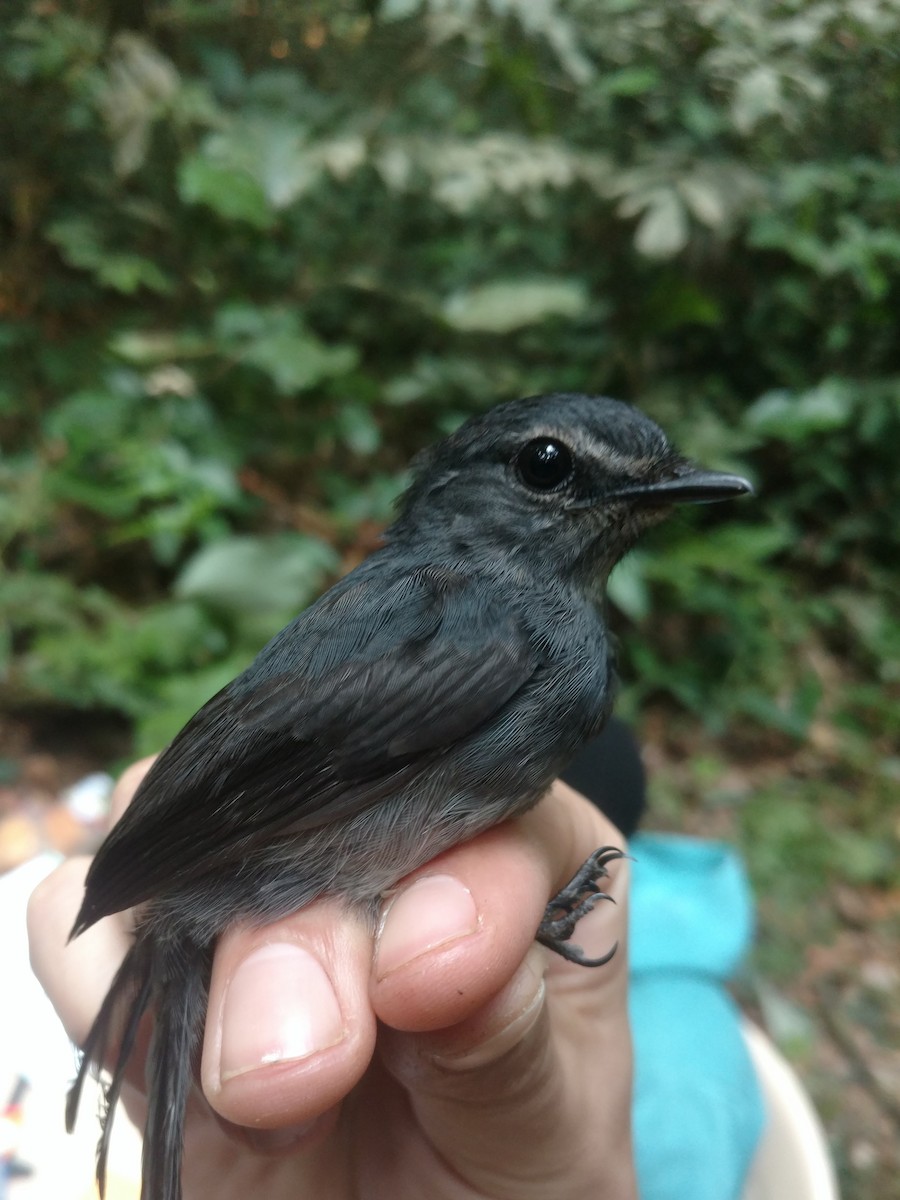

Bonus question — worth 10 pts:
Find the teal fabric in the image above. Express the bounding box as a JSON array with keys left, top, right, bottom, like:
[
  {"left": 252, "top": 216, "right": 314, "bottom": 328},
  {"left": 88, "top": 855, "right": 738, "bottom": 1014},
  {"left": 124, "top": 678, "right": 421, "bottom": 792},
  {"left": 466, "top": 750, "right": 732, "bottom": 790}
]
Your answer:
[{"left": 628, "top": 834, "right": 766, "bottom": 1200}]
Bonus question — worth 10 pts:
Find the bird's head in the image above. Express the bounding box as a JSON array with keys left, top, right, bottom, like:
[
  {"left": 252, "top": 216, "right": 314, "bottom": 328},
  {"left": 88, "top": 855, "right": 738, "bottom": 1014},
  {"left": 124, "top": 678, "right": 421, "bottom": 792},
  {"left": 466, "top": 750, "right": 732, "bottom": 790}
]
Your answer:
[{"left": 390, "top": 393, "right": 752, "bottom": 587}]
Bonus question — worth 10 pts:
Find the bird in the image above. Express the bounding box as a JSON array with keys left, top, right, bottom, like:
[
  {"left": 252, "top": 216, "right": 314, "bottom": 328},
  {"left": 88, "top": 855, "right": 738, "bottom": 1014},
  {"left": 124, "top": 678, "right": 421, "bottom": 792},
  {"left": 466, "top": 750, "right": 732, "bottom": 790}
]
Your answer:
[{"left": 66, "top": 392, "right": 751, "bottom": 1200}]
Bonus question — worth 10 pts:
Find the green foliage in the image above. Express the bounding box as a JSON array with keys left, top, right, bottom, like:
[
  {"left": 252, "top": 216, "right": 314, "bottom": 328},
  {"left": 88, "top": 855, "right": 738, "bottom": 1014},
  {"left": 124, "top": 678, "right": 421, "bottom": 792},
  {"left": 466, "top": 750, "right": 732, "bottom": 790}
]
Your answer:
[{"left": 1, "top": 0, "right": 898, "bottom": 779}]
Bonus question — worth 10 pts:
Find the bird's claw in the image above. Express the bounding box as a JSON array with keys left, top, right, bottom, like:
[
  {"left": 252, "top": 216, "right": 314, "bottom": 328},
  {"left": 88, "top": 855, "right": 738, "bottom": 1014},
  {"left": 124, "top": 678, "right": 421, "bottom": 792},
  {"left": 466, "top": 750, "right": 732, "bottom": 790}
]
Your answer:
[{"left": 536, "top": 846, "right": 626, "bottom": 967}]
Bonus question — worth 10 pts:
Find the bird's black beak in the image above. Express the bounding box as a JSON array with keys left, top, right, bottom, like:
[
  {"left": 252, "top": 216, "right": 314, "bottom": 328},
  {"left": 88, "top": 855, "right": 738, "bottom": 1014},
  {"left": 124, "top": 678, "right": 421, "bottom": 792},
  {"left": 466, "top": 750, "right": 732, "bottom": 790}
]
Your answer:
[{"left": 608, "top": 469, "right": 754, "bottom": 506}]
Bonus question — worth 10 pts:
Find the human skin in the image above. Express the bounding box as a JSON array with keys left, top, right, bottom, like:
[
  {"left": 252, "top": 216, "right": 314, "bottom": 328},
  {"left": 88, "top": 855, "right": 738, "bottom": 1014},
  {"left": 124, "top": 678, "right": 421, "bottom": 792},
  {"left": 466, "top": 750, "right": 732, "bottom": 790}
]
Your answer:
[{"left": 28, "top": 758, "right": 636, "bottom": 1200}]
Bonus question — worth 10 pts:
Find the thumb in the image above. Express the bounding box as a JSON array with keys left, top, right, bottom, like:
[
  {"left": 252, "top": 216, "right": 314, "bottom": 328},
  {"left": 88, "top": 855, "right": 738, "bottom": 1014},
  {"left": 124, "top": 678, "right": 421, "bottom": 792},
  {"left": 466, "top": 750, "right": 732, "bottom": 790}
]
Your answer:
[{"left": 375, "top": 785, "right": 636, "bottom": 1200}]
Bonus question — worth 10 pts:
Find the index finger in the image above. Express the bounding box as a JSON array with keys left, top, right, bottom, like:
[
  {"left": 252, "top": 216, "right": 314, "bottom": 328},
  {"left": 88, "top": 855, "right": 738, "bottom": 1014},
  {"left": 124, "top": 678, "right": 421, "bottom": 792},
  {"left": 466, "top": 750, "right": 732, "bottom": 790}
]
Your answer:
[{"left": 27, "top": 756, "right": 158, "bottom": 1047}]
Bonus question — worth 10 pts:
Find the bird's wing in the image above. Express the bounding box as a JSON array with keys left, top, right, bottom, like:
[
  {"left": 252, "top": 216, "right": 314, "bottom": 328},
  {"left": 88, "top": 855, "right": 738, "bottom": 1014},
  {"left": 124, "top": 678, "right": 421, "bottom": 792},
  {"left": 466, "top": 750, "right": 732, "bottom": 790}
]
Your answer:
[{"left": 75, "top": 564, "right": 538, "bottom": 931}]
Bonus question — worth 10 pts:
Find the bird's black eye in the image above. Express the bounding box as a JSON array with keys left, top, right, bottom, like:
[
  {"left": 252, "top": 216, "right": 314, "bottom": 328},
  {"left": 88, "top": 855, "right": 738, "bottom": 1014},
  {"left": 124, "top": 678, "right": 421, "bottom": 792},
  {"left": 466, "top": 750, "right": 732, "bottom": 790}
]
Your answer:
[{"left": 515, "top": 438, "right": 574, "bottom": 491}]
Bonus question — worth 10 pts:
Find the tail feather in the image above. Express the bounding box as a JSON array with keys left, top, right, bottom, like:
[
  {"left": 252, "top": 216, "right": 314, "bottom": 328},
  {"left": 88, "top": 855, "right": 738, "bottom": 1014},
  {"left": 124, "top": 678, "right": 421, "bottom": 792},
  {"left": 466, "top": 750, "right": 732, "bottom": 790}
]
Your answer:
[
  {"left": 141, "top": 943, "right": 211, "bottom": 1200},
  {"left": 67, "top": 934, "right": 211, "bottom": 1200},
  {"left": 96, "top": 960, "right": 154, "bottom": 1196},
  {"left": 66, "top": 938, "right": 155, "bottom": 1196}
]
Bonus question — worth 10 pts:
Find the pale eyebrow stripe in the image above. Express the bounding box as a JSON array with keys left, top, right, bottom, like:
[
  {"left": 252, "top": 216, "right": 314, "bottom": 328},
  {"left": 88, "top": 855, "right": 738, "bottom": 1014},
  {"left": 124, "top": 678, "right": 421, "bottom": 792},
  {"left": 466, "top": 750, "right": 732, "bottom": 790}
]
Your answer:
[
  {"left": 582, "top": 443, "right": 636, "bottom": 473},
  {"left": 532, "top": 429, "right": 641, "bottom": 475}
]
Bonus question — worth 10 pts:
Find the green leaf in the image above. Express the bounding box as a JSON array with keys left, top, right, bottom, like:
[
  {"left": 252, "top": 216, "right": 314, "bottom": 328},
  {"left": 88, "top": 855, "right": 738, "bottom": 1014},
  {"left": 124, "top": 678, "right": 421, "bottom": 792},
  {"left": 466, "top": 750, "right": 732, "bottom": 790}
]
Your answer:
[
  {"left": 336, "top": 404, "right": 381, "bottom": 455},
  {"left": 830, "top": 830, "right": 897, "bottom": 886},
  {"left": 178, "top": 155, "right": 275, "bottom": 228},
  {"left": 46, "top": 218, "right": 174, "bottom": 294},
  {"left": 242, "top": 330, "right": 356, "bottom": 393},
  {"left": 608, "top": 554, "right": 651, "bottom": 622},
  {"left": 648, "top": 525, "right": 791, "bottom": 583},
  {"left": 746, "top": 380, "right": 856, "bottom": 440},
  {"left": 678, "top": 177, "right": 727, "bottom": 229},
  {"left": 135, "top": 655, "right": 251, "bottom": 754},
  {"left": 204, "top": 121, "right": 323, "bottom": 208},
  {"left": 633, "top": 189, "right": 689, "bottom": 259},
  {"left": 110, "top": 330, "right": 213, "bottom": 364},
  {"left": 443, "top": 278, "right": 589, "bottom": 332},
  {"left": 213, "top": 305, "right": 358, "bottom": 393},
  {"left": 175, "top": 533, "right": 338, "bottom": 618},
  {"left": 731, "top": 66, "right": 784, "bottom": 134},
  {"left": 601, "top": 67, "right": 660, "bottom": 97},
  {"left": 97, "top": 255, "right": 174, "bottom": 295},
  {"left": 380, "top": 0, "right": 424, "bottom": 19}
]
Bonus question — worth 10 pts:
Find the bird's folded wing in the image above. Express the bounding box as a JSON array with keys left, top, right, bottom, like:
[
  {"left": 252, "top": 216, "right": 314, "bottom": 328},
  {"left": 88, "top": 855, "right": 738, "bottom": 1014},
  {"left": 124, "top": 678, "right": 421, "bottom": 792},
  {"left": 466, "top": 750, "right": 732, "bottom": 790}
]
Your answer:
[{"left": 74, "top": 565, "right": 538, "bottom": 930}]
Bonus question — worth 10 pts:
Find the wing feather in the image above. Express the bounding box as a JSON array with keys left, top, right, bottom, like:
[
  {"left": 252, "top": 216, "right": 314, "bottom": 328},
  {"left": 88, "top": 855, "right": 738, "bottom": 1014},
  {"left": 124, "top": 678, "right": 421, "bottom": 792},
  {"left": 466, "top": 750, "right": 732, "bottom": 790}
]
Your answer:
[{"left": 74, "top": 564, "right": 536, "bottom": 932}]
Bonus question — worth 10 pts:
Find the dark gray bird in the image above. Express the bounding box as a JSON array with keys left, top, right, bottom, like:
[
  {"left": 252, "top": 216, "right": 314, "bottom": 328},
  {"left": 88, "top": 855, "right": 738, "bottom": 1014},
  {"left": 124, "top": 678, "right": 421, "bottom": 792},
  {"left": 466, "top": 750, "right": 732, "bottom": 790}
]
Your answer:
[{"left": 67, "top": 392, "right": 751, "bottom": 1200}]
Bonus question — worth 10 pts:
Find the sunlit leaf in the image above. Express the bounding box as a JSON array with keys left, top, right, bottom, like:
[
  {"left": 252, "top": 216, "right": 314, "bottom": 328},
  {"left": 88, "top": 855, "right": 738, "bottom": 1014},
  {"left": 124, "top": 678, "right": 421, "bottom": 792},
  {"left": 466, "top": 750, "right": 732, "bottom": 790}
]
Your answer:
[
  {"left": 608, "top": 554, "right": 651, "bottom": 621},
  {"left": 633, "top": 189, "right": 689, "bottom": 258},
  {"left": 175, "top": 534, "right": 338, "bottom": 617},
  {"left": 178, "top": 155, "right": 275, "bottom": 228},
  {"left": 443, "top": 278, "right": 588, "bottom": 332},
  {"left": 746, "top": 380, "right": 856, "bottom": 440},
  {"left": 731, "top": 65, "right": 783, "bottom": 134}
]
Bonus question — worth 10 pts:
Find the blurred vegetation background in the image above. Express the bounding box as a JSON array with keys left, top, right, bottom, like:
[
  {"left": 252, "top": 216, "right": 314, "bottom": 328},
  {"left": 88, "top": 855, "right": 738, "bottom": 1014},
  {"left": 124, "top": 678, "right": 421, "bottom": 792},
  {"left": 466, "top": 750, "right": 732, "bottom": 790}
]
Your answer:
[{"left": 1, "top": 1, "right": 898, "bottom": 1195}]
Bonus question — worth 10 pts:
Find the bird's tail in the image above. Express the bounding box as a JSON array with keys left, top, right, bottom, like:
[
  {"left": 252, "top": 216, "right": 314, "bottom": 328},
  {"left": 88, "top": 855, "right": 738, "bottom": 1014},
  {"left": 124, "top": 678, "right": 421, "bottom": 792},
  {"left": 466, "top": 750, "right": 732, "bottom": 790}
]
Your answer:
[
  {"left": 141, "top": 940, "right": 209, "bottom": 1200},
  {"left": 66, "top": 931, "right": 211, "bottom": 1200}
]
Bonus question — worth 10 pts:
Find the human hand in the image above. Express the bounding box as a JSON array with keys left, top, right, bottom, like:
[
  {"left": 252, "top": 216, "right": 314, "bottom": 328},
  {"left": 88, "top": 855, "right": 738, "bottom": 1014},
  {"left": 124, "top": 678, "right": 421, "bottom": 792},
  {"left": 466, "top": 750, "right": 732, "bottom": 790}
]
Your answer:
[{"left": 28, "top": 758, "right": 635, "bottom": 1200}]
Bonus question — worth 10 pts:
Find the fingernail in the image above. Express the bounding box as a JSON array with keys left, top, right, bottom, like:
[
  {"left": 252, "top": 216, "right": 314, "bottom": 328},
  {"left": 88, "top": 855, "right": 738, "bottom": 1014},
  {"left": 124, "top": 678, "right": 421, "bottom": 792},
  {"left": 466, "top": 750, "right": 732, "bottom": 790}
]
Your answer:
[
  {"left": 218, "top": 943, "right": 345, "bottom": 1084},
  {"left": 432, "top": 956, "right": 546, "bottom": 1071},
  {"left": 376, "top": 874, "right": 479, "bottom": 979}
]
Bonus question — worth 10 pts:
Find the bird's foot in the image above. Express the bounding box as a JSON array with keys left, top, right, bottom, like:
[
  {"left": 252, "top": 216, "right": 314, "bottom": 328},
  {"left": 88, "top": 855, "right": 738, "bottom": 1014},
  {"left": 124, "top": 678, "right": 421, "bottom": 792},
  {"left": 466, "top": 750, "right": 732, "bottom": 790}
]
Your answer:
[{"left": 536, "top": 846, "right": 626, "bottom": 967}]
